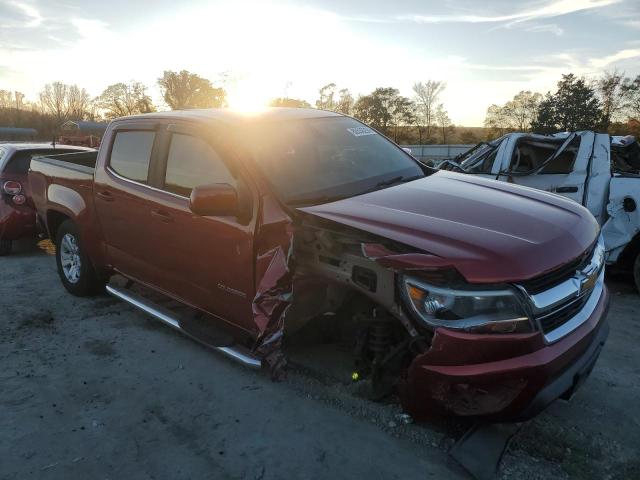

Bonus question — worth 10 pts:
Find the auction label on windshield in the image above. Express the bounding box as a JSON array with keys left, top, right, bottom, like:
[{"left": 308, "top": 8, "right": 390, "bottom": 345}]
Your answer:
[{"left": 347, "top": 126, "right": 377, "bottom": 137}]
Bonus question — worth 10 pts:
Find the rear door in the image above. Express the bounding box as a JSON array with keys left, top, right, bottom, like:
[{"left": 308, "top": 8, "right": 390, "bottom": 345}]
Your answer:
[
  {"left": 143, "top": 122, "right": 258, "bottom": 333},
  {"left": 93, "top": 123, "right": 161, "bottom": 283}
]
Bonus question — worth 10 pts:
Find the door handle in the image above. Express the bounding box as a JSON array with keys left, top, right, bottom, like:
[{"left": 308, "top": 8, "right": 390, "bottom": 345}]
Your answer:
[
  {"left": 554, "top": 186, "right": 579, "bottom": 193},
  {"left": 151, "top": 209, "right": 174, "bottom": 223},
  {"left": 97, "top": 191, "right": 114, "bottom": 201}
]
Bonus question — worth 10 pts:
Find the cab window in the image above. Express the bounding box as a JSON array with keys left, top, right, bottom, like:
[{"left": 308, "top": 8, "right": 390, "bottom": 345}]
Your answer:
[
  {"left": 109, "top": 131, "right": 156, "bottom": 183},
  {"left": 510, "top": 138, "right": 580, "bottom": 174},
  {"left": 163, "top": 133, "right": 235, "bottom": 198}
]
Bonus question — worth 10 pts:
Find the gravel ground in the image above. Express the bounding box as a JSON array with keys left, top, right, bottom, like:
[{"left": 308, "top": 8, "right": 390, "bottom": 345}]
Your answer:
[{"left": 1, "top": 239, "right": 639, "bottom": 479}]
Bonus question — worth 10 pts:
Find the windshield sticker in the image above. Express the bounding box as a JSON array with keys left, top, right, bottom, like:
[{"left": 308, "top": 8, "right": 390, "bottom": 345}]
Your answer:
[{"left": 347, "top": 126, "right": 377, "bottom": 137}]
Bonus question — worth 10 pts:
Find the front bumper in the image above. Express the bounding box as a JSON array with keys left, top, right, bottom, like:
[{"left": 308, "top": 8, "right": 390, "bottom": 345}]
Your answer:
[
  {"left": 400, "top": 284, "right": 610, "bottom": 421},
  {"left": 0, "top": 200, "right": 37, "bottom": 241}
]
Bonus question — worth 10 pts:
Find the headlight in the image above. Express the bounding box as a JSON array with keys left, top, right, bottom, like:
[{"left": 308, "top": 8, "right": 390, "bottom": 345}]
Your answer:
[
  {"left": 402, "top": 276, "right": 531, "bottom": 333},
  {"left": 593, "top": 233, "right": 605, "bottom": 270}
]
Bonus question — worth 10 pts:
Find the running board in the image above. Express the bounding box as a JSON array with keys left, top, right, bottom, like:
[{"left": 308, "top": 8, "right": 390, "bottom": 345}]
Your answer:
[{"left": 105, "top": 285, "right": 262, "bottom": 369}]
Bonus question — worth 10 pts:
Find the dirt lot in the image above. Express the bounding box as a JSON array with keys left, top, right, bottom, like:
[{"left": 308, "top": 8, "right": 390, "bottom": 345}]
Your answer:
[{"left": 1, "top": 239, "right": 639, "bottom": 480}]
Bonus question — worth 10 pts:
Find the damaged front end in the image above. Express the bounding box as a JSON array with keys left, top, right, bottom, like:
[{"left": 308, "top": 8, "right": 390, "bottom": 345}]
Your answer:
[{"left": 251, "top": 197, "right": 609, "bottom": 422}]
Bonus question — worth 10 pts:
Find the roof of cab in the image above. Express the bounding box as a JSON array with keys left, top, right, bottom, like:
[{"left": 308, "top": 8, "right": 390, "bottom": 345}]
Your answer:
[{"left": 112, "top": 107, "right": 343, "bottom": 125}]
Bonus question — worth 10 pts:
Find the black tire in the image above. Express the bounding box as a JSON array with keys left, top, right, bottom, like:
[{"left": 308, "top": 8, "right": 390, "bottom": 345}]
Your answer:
[
  {"left": 634, "top": 253, "right": 640, "bottom": 294},
  {"left": 0, "top": 239, "right": 12, "bottom": 256},
  {"left": 55, "top": 220, "right": 104, "bottom": 296}
]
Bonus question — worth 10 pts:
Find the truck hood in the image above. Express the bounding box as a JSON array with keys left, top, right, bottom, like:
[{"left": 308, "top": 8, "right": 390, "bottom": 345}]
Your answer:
[{"left": 299, "top": 170, "right": 599, "bottom": 283}]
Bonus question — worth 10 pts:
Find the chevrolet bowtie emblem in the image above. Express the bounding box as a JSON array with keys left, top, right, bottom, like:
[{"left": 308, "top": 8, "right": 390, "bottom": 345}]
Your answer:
[{"left": 575, "top": 267, "right": 598, "bottom": 295}]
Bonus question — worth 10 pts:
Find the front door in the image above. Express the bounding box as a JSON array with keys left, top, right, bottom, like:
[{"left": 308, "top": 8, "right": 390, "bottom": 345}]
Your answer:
[
  {"left": 144, "top": 123, "right": 257, "bottom": 333},
  {"left": 500, "top": 133, "right": 592, "bottom": 205}
]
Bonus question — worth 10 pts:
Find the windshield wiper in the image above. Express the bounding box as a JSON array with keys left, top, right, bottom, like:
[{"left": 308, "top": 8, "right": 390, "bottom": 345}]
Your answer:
[
  {"left": 288, "top": 193, "right": 350, "bottom": 207},
  {"left": 375, "top": 175, "right": 405, "bottom": 188},
  {"left": 359, "top": 174, "right": 423, "bottom": 195},
  {"left": 289, "top": 175, "right": 423, "bottom": 207}
]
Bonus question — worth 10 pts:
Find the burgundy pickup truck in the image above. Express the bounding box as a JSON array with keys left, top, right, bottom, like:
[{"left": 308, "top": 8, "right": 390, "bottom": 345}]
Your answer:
[{"left": 29, "top": 108, "right": 609, "bottom": 420}]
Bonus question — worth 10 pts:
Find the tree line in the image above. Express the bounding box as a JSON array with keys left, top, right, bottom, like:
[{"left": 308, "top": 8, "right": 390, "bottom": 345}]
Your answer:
[
  {"left": 484, "top": 72, "right": 640, "bottom": 138},
  {"left": 0, "top": 71, "right": 455, "bottom": 143},
  {"left": 1, "top": 69, "right": 639, "bottom": 143}
]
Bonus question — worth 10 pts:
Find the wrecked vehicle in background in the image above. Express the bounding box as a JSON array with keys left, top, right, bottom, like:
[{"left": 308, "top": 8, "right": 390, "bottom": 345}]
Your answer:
[
  {"left": 29, "top": 109, "right": 609, "bottom": 421},
  {"left": 439, "top": 132, "right": 640, "bottom": 292}
]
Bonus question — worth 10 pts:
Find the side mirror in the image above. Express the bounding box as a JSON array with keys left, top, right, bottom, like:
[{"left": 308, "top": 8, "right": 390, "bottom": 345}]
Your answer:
[{"left": 190, "top": 183, "right": 238, "bottom": 217}]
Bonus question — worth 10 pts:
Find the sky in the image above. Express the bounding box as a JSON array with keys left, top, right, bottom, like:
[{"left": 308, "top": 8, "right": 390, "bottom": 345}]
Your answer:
[{"left": 0, "top": 0, "right": 639, "bottom": 126}]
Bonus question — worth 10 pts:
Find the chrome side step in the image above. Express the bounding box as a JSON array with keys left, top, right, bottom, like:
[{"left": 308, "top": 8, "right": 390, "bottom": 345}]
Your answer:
[{"left": 105, "top": 285, "right": 262, "bottom": 369}]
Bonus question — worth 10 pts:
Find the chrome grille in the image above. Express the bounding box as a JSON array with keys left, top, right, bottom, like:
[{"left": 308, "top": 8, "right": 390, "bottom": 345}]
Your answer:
[
  {"left": 537, "top": 292, "right": 592, "bottom": 334},
  {"left": 520, "top": 242, "right": 596, "bottom": 295},
  {"left": 517, "top": 236, "right": 605, "bottom": 343}
]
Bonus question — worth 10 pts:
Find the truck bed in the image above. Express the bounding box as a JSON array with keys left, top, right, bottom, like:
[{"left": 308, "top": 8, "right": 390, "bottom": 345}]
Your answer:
[{"left": 29, "top": 151, "right": 98, "bottom": 241}]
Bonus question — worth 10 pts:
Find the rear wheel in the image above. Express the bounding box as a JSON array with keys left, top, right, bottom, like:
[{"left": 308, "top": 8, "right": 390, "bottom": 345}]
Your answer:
[
  {"left": 634, "top": 253, "right": 640, "bottom": 294},
  {"left": 55, "top": 220, "right": 104, "bottom": 296},
  {"left": 0, "top": 240, "right": 11, "bottom": 256}
]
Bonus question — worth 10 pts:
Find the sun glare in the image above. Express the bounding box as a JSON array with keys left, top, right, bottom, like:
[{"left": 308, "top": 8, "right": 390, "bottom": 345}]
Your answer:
[{"left": 226, "top": 85, "right": 271, "bottom": 113}]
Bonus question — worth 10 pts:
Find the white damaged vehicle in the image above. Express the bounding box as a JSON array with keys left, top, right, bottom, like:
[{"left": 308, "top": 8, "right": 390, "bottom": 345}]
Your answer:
[{"left": 439, "top": 132, "right": 640, "bottom": 291}]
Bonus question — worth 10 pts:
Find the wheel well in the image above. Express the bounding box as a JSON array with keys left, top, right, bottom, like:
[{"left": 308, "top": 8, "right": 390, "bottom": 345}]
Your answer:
[
  {"left": 46, "top": 210, "right": 71, "bottom": 245},
  {"left": 616, "top": 232, "right": 640, "bottom": 271}
]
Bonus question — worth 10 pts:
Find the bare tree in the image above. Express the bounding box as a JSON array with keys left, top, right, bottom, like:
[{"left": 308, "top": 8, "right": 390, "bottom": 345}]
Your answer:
[
  {"left": 38, "top": 82, "right": 93, "bottom": 121},
  {"left": 503, "top": 91, "right": 542, "bottom": 131},
  {"left": 597, "top": 70, "right": 626, "bottom": 129},
  {"left": 39, "top": 82, "right": 70, "bottom": 122},
  {"left": 316, "top": 83, "right": 337, "bottom": 110},
  {"left": 335, "top": 88, "right": 354, "bottom": 115},
  {"left": 621, "top": 75, "right": 640, "bottom": 121},
  {"left": 67, "top": 85, "right": 93, "bottom": 120},
  {"left": 97, "top": 82, "right": 156, "bottom": 119},
  {"left": 413, "top": 80, "right": 446, "bottom": 141},
  {"left": 483, "top": 91, "right": 541, "bottom": 134},
  {"left": 15, "top": 91, "right": 25, "bottom": 109},
  {"left": 435, "top": 103, "right": 452, "bottom": 143},
  {"left": 484, "top": 104, "right": 510, "bottom": 136},
  {"left": 0, "top": 90, "right": 25, "bottom": 110}
]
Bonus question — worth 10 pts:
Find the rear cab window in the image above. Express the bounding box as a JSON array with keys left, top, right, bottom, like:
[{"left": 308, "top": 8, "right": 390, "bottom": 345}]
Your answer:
[
  {"left": 109, "top": 131, "right": 156, "bottom": 183},
  {"left": 163, "top": 132, "right": 236, "bottom": 197}
]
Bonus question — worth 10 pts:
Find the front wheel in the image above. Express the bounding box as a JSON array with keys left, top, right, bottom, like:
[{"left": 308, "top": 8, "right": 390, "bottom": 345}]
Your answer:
[
  {"left": 55, "top": 220, "right": 104, "bottom": 296},
  {"left": 0, "top": 239, "right": 12, "bottom": 256}
]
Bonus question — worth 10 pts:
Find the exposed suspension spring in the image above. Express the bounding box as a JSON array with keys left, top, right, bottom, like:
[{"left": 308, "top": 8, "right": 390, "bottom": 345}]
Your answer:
[{"left": 368, "top": 314, "right": 393, "bottom": 356}]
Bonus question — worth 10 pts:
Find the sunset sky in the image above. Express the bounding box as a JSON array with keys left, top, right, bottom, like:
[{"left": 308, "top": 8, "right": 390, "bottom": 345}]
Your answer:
[{"left": 1, "top": 0, "right": 639, "bottom": 125}]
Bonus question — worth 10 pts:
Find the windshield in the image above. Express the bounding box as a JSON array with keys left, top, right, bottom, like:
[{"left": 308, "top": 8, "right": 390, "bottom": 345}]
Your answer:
[
  {"left": 247, "top": 117, "right": 425, "bottom": 205},
  {"left": 459, "top": 139, "right": 503, "bottom": 173}
]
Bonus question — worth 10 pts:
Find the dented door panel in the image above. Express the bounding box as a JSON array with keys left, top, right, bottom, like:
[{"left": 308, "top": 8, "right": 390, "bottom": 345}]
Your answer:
[{"left": 602, "top": 176, "right": 640, "bottom": 263}]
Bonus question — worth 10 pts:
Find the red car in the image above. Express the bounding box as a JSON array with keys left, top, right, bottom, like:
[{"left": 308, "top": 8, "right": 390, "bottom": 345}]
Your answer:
[
  {"left": 0, "top": 143, "right": 93, "bottom": 255},
  {"left": 29, "top": 109, "right": 609, "bottom": 420}
]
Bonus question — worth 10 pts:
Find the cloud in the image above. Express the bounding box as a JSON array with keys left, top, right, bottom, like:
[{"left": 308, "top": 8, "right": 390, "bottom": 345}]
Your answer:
[
  {"left": 589, "top": 48, "right": 640, "bottom": 68},
  {"left": 397, "top": 0, "right": 621, "bottom": 25},
  {"left": 7, "top": 1, "right": 43, "bottom": 28},
  {"left": 70, "top": 18, "right": 110, "bottom": 39},
  {"left": 524, "top": 23, "right": 564, "bottom": 35}
]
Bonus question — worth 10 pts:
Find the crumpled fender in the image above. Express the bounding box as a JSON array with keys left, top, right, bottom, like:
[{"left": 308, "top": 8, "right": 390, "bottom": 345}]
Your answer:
[
  {"left": 361, "top": 243, "right": 453, "bottom": 271},
  {"left": 252, "top": 194, "right": 294, "bottom": 379}
]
